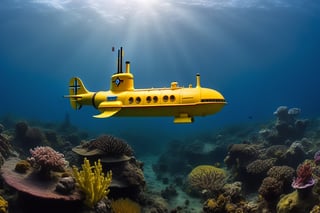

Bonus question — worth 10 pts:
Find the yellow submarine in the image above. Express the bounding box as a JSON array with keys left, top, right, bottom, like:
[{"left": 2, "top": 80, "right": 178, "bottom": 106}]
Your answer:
[{"left": 65, "top": 47, "right": 226, "bottom": 123}]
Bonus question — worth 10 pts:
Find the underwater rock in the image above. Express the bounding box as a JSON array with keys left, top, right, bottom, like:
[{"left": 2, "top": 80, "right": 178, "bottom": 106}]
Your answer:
[
  {"left": 14, "top": 159, "right": 31, "bottom": 173},
  {"left": 224, "top": 143, "right": 259, "bottom": 169},
  {"left": 160, "top": 184, "right": 178, "bottom": 200},
  {"left": 278, "top": 141, "right": 307, "bottom": 168},
  {"left": 276, "top": 190, "right": 319, "bottom": 213},
  {"left": 265, "top": 106, "right": 309, "bottom": 145},
  {"left": 55, "top": 176, "right": 75, "bottom": 195}
]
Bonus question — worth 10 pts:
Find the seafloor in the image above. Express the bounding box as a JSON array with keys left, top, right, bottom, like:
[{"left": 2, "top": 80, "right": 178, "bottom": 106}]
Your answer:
[{"left": 0, "top": 106, "right": 320, "bottom": 213}]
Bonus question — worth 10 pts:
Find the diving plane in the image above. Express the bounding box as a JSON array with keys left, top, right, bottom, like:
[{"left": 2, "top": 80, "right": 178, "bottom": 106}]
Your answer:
[{"left": 64, "top": 47, "right": 226, "bottom": 123}]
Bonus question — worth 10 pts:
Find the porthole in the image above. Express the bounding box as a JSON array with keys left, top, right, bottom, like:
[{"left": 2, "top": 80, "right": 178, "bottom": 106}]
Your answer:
[
  {"left": 170, "top": 95, "right": 175, "bottom": 102},
  {"left": 163, "top": 95, "right": 169, "bottom": 102},
  {"left": 153, "top": 96, "right": 158, "bottom": 103},
  {"left": 129, "top": 97, "right": 134, "bottom": 104},
  {"left": 136, "top": 97, "right": 141, "bottom": 104},
  {"left": 146, "top": 96, "right": 152, "bottom": 103}
]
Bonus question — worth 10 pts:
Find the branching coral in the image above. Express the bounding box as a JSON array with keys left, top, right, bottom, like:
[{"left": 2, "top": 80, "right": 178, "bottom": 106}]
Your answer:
[
  {"left": 0, "top": 195, "right": 8, "bottom": 213},
  {"left": 84, "top": 135, "right": 134, "bottom": 156},
  {"left": 72, "top": 157, "right": 112, "bottom": 208},
  {"left": 29, "top": 146, "right": 67, "bottom": 177},
  {"left": 188, "top": 165, "right": 226, "bottom": 195},
  {"left": 111, "top": 198, "right": 141, "bottom": 213}
]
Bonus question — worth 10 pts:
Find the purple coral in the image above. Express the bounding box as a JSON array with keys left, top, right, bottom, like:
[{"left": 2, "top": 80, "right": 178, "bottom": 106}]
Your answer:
[
  {"left": 291, "top": 163, "right": 315, "bottom": 189},
  {"left": 29, "top": 146, "right": 67, "bottom": 177}
]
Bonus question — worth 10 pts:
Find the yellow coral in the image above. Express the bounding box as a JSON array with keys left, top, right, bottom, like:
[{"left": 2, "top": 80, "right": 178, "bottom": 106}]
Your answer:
[
  {"left": 0, "top": 195, "right": 8, "bottom": 213},
  {"left": 72, "top": 157, "right": 112, "bottom": 208},
  {"left": 188, "top": 165, "right": 226, "bottom": 193},
  {"left": 111, "top": 198, "right": 141, "bottom": 213}
]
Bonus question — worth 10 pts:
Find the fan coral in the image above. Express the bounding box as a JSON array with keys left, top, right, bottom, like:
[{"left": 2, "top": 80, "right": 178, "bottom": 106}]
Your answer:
[
  {"left": 292, "top": 163, "right": 315, "bottom": 189},
  {"left": 188, "top": 165, "right": 226, "bottom": 195},
  {"left": 72, "top": 157, "right": 112, "bottom": 208},
  {"left": 84, "top": 135, "right": 134, "bottom": 156},
  {"left": 29, "top": 146, "right": 67, "bottom": 177},
  {"left": 111, "top": 198, "right": 141, "bottom": 213}
]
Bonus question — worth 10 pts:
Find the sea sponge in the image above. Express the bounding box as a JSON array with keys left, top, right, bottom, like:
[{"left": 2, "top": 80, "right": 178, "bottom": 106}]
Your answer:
[
  {"left": 83, "top": 135, "right": 134, "bottom": 156},
  {"left": 14, "top": 160, "right": 31, "bottom": 173},
  {"left": 72, "top": 157, "right": 112, "bottom": 208},
  {"left": 188, "top": 165, "right": 226, "bottom": 194},
  {"left": 111, "top": 198, "right": 141, "bottom": 213},
  {"left": 0, "top": 195, "right": 8, "bottom": 213}
]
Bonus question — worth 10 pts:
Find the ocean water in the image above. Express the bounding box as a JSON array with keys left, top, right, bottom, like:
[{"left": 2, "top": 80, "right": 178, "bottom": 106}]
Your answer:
[{"left": 1, "top": 0, "right": 320, "bottom": 151}]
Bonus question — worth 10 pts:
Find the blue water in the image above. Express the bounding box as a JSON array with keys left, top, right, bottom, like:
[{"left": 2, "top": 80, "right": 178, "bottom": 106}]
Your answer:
[{"left": 1, "top": 0, "right": 320, "bottom": 147}]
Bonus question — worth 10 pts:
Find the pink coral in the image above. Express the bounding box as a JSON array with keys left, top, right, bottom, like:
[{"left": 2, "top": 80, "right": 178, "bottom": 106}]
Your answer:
[
  {"left": 291, "top": 163, "right": 315, "bottom": 189},
  {"left": 29, "top": 146, "right": 67, "bottom": 177}
]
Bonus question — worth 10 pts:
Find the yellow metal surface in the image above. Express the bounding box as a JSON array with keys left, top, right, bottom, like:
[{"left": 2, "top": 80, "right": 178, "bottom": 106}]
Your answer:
[{"left": 64, "top": 50, "right": 226, "bottom": 123}]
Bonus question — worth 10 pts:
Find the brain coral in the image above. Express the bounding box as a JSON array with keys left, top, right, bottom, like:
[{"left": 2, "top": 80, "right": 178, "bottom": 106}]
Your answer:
[
  {"left": 267, "top": 166, "right": 295, "bottom": 182},
  {"left": 84, "top": 135, "right": 134, "bottom": 156},
  {"left": 258, "top": 177, "right": 283, "bottom": 202},
  {"left": 188, "top": 165, "right": 226, "bottom": 194},
  {"left": 111, "top": 198, "right": 141, "bottom": 213}
]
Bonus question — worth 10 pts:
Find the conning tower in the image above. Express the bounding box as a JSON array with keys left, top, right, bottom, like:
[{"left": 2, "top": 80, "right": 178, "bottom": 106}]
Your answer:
[{"left": 110, "top": 47, "right": 134, "bottom": 92}]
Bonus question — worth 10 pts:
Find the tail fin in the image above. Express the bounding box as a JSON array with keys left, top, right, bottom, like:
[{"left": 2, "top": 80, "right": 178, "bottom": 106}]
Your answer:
[{"left": 65, "top": 77, "right": 90, "bottom": 110}]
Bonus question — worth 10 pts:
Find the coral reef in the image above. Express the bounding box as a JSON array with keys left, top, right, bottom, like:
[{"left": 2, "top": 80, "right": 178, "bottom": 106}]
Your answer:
[
  {"left": 14, "top": 159, "right": 31, "bottom": 173},
  {"left": 246, "top": 158, "right": 276, "bottom": 177},
  {"left": 291, "top": 162, "right": 315, "bottom": 189},
  {"left": 203, "top": 194, "right": 258, "bottom": 213},
  {"left": 224, "top": 143, "right": 259, "bottom": 169},
  {"left": 1, "top": 157, "right": 82, "bottom": 212},
  {"left": 258, "top": 177, "right": 283, "bottom": 202},
  {"left": 187, "top": 165, "right": 226, "bottom": 197},
  {"left": 262, "top": 106, "right": 309, "bottom": 145},
  {"left": 81, "top": 135, "right": 134, "bottom": 157},
  {"left": 0, "top": 133, "right": 14, "bottom": 164},
  {"left": 111, "top": 198, "right": 141, "bottom": 213},
  {"left": 276, "top": 190, "right": 319, "bottom": 213},
  {"left": 72, "top": 157, "right": 112, "bottom": 208},
  {"left": 267, "top": 165, "right": 295, "bottom": 192},
  {"left": 276, "top": 162, "right": 318, "bottom": 213},
  {"left": 0, "top": 195, "right": 8, "bottom": 213},
  {"left": 72, "top": 135, "right": 145, "bottom": 201},
  {"left": 28, "top": 146, "right": 67, "bottom": 178}
]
